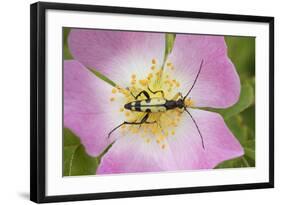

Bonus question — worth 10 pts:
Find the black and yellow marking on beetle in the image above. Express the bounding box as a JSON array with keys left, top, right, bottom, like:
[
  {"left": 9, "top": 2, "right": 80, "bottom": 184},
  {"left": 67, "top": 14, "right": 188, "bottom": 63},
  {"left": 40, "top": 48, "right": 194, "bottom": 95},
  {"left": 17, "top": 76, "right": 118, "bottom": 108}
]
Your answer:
[
  {"left": 125, "top": 98, "right": 168, "bottom": 112},
  {"left": 108, "top": 60, "right": 205, "bottom": 149}
]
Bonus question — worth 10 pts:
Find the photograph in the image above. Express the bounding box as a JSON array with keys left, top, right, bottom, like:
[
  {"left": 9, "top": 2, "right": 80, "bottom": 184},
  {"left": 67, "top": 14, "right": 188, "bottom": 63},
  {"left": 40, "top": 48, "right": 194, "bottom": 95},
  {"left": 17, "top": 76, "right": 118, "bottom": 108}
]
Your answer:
[
  {"left": 63, "top": 28, "right": 256, "bottom": 176},
  {"left": 0, "top": 0, "right": 277, "bottom": 204},
  {"left": 29, "top": 2, "right": 274, "bottom": 203}
]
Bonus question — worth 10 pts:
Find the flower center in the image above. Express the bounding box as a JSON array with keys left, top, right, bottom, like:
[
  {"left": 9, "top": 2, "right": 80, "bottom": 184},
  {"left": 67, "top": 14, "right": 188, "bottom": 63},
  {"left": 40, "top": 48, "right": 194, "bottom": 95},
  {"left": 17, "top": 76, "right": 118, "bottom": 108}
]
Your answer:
[{"left": 110, "top": 58, "right": 194, "bottom": 149}]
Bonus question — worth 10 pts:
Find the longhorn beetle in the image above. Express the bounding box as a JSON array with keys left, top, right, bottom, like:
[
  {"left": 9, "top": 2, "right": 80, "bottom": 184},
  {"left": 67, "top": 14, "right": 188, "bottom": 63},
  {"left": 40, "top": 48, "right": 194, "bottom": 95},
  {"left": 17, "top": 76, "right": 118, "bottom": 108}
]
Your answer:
[{"left": 108, "top": 59, "right": 205, "bottom": 149}]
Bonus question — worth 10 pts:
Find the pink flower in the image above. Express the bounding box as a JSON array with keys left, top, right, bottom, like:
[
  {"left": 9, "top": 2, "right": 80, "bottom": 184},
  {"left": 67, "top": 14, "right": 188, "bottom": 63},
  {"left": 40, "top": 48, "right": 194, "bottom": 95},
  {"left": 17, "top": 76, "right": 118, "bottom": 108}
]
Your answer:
[{"left": 64, "top": 29, "right": 244, "bottom": 174}]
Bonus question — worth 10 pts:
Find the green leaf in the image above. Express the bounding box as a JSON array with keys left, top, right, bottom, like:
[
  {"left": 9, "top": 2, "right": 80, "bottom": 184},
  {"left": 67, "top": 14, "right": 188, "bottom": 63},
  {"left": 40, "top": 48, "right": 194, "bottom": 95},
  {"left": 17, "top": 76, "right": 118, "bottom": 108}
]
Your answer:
[
  {"left": 66, "top": 145, "right": 98, "bottom": 176},
  {"left": 162, "top": 33, "right": 176, "bottom": 68},
  {"left": 165, "top": 34, "right": 176, "bottom": 57},
  {"left": 225, "top": 36, "right": 255, "bottom": 82},
  {"left": 64, "top": 128, "right": 80, "bottom": 146},
  {"left": 225, "top": 115, "right": 248, "bottom": 145},
  {"left": 241, "top": 105, "right": 255, "bottom": 140},
  {"left": 242, "top": 130, "right": 255, "bottom": 167},
  {"left": 87, "top": 67, "right": 117, "bottom": 87},
  {"left": 215, "top": 156, "right": 251, "bottom": 169},
  {"left": 205, "top": 83, "right": 254, "bottom": 119},
  {"left": 64, "top": 128, "right": 98, "bottom": 176},
  {"left": 244, "top": 147, "right": 255, "bottom": 160},
  {"left": 63, "top": 27, "right": 73, "bottom": 60}
]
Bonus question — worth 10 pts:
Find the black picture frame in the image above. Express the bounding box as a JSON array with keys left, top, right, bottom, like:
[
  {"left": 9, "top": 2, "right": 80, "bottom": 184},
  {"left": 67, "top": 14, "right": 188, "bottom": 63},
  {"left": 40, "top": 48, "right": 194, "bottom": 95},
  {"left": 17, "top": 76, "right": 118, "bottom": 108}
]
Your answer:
[{"left": 30, "top": 1, "right": 274, "bottom": 203}]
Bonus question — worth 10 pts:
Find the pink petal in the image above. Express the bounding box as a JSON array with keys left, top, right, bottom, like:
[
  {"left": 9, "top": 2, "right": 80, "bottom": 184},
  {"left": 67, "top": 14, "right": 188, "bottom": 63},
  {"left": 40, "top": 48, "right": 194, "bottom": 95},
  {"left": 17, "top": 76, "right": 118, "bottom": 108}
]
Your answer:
[
  {"left": 97, "top": 136, "right": 177, "bottom": 174},
  {"left": 169, "top": 35, "right": 240, "bottom": 108},
  {"left": 68, "top": 29, "right": 165, "bottom": 87},
  {"left": 97, "top": 109, "right": 243, "bottom": 174},
  {"left": 167, "top": 109, "right": 244, "bottom": 169},
  {"left": 64, "top": 60, "right": 124, "bottom": 156}
]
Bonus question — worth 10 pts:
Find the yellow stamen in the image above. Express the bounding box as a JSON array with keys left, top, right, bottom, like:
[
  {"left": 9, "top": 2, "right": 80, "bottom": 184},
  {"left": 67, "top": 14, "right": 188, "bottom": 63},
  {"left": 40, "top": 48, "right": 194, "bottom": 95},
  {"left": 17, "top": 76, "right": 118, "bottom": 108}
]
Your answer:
[
  {"left": 132, "top": 127, "right": 138, "bottom": 133},
  {"left": 118, "top": 87, "right": 129, "bottom": 95},
  {"left": 152, "top": 58, "right": 157, "bottom": 64},
  {"left": 159, "top": 135, "right": 165, "bottom": 141},
  {"left": 170, "top": 120, "right": 178, "bottom": 127},
  {"left": 139, "top": 79, "right": 148, "bottom": 86},
  {"left": 185, "top": 98, "right": 194, "bottom": 107},
  {"left": 120, "top": 108, "right": 124, "bottom": 112},
  {"left": 141, "top": 134, "right": 146, "bottom": 138},
  {"left": 151, "top": 126, "right": 159, "bottom": 134},
  {"left": 110, "top": 97, "right": 115, "bottom": 102},
  {"left": 112, "top": 88, "right": 117, "bottom": 94},
  {"left": 167, "top": 62, "right": 172, "bottom": 67}
]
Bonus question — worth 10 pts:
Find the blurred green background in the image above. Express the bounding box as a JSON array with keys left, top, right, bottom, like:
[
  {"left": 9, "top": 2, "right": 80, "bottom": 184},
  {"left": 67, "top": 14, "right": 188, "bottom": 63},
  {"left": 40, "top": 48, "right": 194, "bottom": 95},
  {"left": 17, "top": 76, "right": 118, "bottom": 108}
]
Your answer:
[{"left": 63, "top": 28, "right": 255, "bottom": 176}]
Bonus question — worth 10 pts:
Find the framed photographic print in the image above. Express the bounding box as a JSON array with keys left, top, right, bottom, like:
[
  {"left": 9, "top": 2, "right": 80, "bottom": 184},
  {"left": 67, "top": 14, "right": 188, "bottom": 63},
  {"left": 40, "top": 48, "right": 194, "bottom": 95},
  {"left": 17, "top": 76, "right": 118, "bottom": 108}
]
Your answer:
[{"left": 30, "top": 1, "right": 274, "bottom": 203}]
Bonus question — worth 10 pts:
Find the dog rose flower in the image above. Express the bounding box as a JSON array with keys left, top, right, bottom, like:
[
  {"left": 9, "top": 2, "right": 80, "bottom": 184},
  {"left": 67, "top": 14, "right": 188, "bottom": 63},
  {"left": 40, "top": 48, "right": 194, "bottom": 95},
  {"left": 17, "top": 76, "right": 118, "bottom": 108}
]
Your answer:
[{"left": 64, "top": 29, "right": 243, "bottom": 174}]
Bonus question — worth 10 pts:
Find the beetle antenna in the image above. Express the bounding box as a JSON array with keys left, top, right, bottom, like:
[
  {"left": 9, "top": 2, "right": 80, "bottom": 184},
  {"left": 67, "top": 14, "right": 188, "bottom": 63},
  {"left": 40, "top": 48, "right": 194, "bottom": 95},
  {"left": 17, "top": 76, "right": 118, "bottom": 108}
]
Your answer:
[
  {"left": 108, "top": 122, "right": 126, "bottom": 138},
  {"left": 184, "top": 107, "right": 205, "bottom": 149},
  {"left": 183, "top": 59, "right": 204, "bottom": 101}
]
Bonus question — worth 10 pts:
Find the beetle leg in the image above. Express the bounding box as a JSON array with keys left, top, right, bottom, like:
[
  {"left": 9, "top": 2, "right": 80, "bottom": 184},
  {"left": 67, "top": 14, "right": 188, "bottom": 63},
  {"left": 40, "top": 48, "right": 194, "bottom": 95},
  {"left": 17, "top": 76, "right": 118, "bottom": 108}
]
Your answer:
[
  {"left": 147, "top": 86, "right": 165, "bottom": 98},
  {"left": 108, "top": 113, "right": 156, "bottom": 138},
  {"left": 130, "top": 90, "right": 150, "bottom": 100}
]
